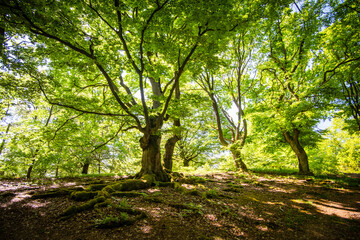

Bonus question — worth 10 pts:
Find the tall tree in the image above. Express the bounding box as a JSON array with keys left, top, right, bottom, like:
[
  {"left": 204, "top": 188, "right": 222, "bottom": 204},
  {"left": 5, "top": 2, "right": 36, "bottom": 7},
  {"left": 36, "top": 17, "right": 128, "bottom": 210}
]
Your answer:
[
  {"left": 256, "top": 0, "right": 328, "bottom": 175},
  {"left": 196, "top": 31, "right": 256, "bottom": 171}
]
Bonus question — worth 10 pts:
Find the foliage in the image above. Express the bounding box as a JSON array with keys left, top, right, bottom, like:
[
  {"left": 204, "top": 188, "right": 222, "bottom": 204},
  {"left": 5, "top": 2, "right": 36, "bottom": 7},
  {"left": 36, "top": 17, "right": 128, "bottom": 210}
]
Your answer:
[{"left": 0, "top": 0, "right": 359, "bottom": 178}]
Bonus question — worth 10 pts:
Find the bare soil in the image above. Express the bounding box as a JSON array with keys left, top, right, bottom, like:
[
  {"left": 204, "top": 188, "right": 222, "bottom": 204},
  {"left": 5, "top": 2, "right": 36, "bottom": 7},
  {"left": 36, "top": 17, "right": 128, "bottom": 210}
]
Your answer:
[{"left": 0, "top": 172, "right": 359, "bottom": 240}]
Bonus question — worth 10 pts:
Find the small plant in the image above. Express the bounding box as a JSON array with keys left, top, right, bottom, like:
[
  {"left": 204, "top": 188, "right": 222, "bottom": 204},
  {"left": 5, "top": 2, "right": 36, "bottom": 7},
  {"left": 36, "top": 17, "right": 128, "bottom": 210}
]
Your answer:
[
  {"left": 180, "top": 203, "right": 204, "bottom": 217},
  {"left": 112, "top": 197, "right": 130, "bottom": 208},
  {"left": 94, "top": 213, "right": 130, "bottom": 228},
  {"left": 220, "top": 206, "right": 231, "bottom": 215},
  {"left": 94, "top": 215, "right": 120, "bottom": 226}
]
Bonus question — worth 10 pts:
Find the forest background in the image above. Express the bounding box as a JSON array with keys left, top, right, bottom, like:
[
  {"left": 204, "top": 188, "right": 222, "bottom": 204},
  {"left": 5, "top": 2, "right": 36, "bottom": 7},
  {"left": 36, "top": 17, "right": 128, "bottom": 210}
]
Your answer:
[{"left": 0, "top": 0, "right": 359, "bottom": 180}]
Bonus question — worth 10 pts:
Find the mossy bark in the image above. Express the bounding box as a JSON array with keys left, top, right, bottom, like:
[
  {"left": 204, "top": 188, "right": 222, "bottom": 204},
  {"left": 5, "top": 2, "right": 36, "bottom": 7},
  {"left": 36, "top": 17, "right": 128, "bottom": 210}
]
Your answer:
[{"left": 137, "top": 134, "right": 170, "bottom": 182}]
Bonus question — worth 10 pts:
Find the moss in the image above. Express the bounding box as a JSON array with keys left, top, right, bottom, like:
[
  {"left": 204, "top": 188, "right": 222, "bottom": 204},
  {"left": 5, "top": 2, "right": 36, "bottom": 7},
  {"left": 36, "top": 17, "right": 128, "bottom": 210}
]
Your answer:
[
  {"left": 93, "top": 212, "right": 145, "bottom": 229},
  {"left": 94, "top": 199, "right": 112, "bottom": 209},
  {"left": 112, "top": 191, "right": 146, "bottom": 197},
  {"left": 202, "top": 189, "right": 220, "bottom": 199},
  {"left": 144, "top": 196, "right": 163, "bottom": 203},
  {"left": 157, "top": 182, "right": 175, "bottom": 188},
  {"left": 174, "top": 182, "right": 187, "bottom": 193},
  {"left": 60, "top": 196, "right": 106, "bottom": 219},
  {"left": 87, "top": 179, "right": 105, "bottom": 185},
  {"left": 223, "top": 187, "right": 242, "bottom": 193},
  {"left": 86, "top": 184, "right": 108, "bottom": 191},
  {"left": 70, "top": 191, "right": 98, "bottom": 201},
  {"left": 187, "top": 189, "right": 201, "bottom": 196},
  {"left": 182, "top": 176, "right": 207, "bottom": 184},
  {"left": 113, "top": 179, "right": 151, "bottom": 191},
  {"left": 102, "top": 185, "right": 114, "bottom": 194},
  {"left": 31, "top": 189, "right": 71, "bottom": 199}
]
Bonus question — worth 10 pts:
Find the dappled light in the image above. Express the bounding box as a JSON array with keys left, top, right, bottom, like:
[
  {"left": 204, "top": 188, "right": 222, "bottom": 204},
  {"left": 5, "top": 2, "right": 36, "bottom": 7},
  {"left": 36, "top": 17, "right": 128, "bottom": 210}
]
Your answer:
[
  {"left": 0, "top": 0, "right": 360, "bottom": 239},
  {"left": 0, "top": 172, "right": 359, "bottom": 239}
]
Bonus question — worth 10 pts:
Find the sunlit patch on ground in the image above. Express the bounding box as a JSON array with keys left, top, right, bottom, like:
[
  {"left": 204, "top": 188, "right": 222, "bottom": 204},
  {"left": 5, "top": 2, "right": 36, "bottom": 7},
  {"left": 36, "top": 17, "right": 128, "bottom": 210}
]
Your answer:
[
  {"left": 147, "top": 188, "right": 161, "bottom": 193},
  {"left": 205, "top": 214, "right": 222, "bottom": 227},
  {"left": 311, "top": 199, "right": 360, "bottom": 219},
  {"left": 1, "top": 191, "right": 32, "bottom": 207},
  {"left": 256, "top": 224, "right": 269, "bottom": 231},
  {"left": 139, "top": 224, "right": 152, "bottom": 234},
  {"left": 23, "top": 200, "right": 49, "bottom": 208}
]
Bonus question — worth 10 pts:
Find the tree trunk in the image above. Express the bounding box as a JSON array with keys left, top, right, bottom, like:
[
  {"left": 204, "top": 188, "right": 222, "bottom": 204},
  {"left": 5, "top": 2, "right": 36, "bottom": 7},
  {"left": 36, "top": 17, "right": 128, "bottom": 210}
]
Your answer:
[
  {"left": 0, "top": 17, "right": 5, "bottom": 54},
  {"left": 27, "top": 159, "right": 35, "bottom": 179},
  {"left": 163, "top": 78, "right": 181, "bottom": 171},
  {"left": 230, "top": 148, "right": 248, "bottom": 172},
  {"left": 137, "top": 134, "right": 170, "bottom": 182},
  {"left": 0, "top": 123, "right": 11, "bottom": 155},
  {"left": 163, "top": 135, "right": 180, "bottom": 171},
  {"left": 26, "top": 165, "right": 33, "bottom": 179},
  {"left": 82, "top": 162, "right": 90, "bottom": 174},
  {"left": 283, "top": 129, "right": 312, "bottom": 175}
]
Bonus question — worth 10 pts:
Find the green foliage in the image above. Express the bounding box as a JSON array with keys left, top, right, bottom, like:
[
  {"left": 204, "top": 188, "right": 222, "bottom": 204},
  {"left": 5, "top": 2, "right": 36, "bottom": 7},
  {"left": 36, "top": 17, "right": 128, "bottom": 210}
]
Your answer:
[
  {"left": 0, "top": 0, "right": 359, "bottom": 178},
  {"left": 310, "top": 118, "right": 360, "bottom": 174}
]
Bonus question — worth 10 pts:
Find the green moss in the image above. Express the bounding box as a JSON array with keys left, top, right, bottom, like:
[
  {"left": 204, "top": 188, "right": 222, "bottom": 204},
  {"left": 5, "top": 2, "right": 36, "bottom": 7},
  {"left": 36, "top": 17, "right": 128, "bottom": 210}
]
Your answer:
[
  {"left": 187, "top": 189, "right": 201, "bottom": 196},
  {"left": 144, "top": 196, "right": 163, "bottom": 203},
  {"left": 202, "top": 189, "right": 220, "bottom": 199},
  {"left": 94, "top": 199, "right": 112, "bottom": 209},
  {"left": 93, "top": 212, "right": 145, "bottom": 229},
  {"left": 182, "top": 176, "right": 207, "bottom": 184},
  {"left": 86, "top": 184, "right": 108, "bottom": 191},
  {"left": 60, "top": 196, "right": 106, "bottom": 219},
  {"left": 174, "top": 182, "right": 187, "bottom": 193},
  {"left": 87, "top": 179, "right": 105, "bottom": 185},
  {"left": 114, "top": 179, "right": 152, "bottom": 191},
  {"left": 223, "top": 187, "right": 242, "bottom": 193},
  {"left": 102, "top": 185, "right": 115, "bottom": 194},
  {"left": 157, "top": 182, "right": 176, "bottom": 188},
  {"left": 111, "top": 191, "right": 146, "bottom": 197},
  {"left": 31, "top": 189, "right": 71, "bottom": 199},
  {"left": 70, "top": 191, "right": 98, "bottom": 201}
]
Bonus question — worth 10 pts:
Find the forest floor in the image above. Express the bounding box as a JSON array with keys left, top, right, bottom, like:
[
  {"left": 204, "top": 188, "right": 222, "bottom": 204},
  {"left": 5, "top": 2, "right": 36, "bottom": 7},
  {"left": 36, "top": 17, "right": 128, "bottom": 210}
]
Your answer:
[{"left": 0, "top": 171, "right": 359, "bottom": 240}]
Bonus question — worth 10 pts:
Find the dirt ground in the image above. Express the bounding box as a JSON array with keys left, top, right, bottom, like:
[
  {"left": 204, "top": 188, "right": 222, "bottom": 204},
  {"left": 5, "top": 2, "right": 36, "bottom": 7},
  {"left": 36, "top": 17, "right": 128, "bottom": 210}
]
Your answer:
[{"left": 0, "top": 172, "right": 359, "bottom": 240}]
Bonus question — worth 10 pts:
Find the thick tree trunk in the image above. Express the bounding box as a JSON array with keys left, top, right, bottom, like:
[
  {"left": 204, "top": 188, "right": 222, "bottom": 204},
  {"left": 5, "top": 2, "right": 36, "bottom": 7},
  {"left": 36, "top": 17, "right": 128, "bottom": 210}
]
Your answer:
[
  {"left": 230, "top": 148, "right": 248, "bottom": 172},
  {"left": 137, "top": 134, "right": 170, "bottom": 182},
  {"left": 82, "top": 162, "right": 90, "bottom": 174},
  {"left": 163, "top": 135, "right": 180, "bottom": 171},
  {"left": 283, "top": 129, "right": 312, "bottom": 175}
]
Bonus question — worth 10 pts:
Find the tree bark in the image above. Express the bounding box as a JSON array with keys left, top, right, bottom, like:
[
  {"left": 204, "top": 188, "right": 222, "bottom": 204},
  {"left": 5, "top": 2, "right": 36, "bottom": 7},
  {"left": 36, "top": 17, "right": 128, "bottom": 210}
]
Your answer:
[
  {"left": 0, "top": 123, "right": 11, "bottom": 155},
  {"left": 230, "top": 147, "right": 248, "bottom": 172},
  {"left": 82, "top": 162, "right": 90, "bottom": 174},
  {"left": 0, "top": 16, "right": 5, "bottom": 54},
  {"left": 26, "top": 165, "right": 33, "bottom": 179},
  {"left": 162, "top": 78, "right": 181, "bottom": 171},
  {"left": 163, "top": 134, "right": 180, "bottom": 171},
  {"left": 137, "top": 134, "right": 170, "bottom": 182},
  {"left": 27, "top": 159, "right": 35, "bottom": 179},
  {"left": 283, "top": 129, "right": 312, "bottom": 175}
]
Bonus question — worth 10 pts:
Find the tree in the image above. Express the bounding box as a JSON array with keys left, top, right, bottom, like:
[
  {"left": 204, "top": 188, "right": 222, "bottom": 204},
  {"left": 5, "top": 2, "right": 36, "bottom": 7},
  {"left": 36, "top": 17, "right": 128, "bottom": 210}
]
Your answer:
[
  {"left": 255, "top": 0, "right": 328, "bottom": 175},
  {"left": 320, "top": 0, "right": 360, "bottom": 132},
  {"left": 0, "top": 0, "right": 241, "bottom": 181},
  {"left": 196, "top": 28, "right": 261, "bottom": 171}
]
